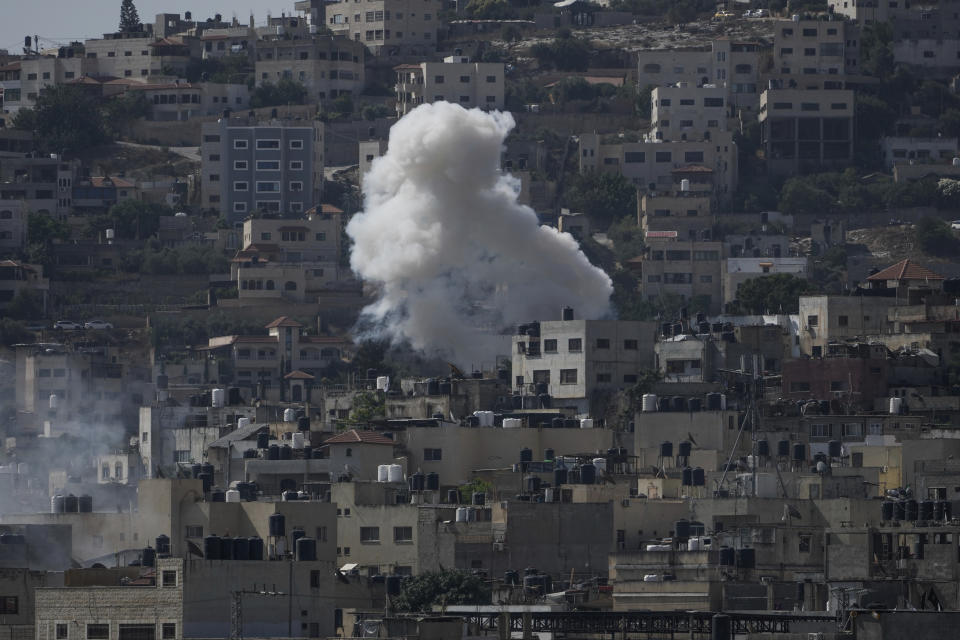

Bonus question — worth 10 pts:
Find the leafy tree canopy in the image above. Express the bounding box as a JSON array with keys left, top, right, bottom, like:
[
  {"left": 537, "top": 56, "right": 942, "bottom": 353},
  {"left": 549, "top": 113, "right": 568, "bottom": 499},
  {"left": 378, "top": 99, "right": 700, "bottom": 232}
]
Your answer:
[
  {"left": 27, "top": 213, "right": 70, "bottom": 246},
  {"left": 119, "top": 0, "right": 142, "bottom": 32},
  {"left": 730, "top": 273, "right": 817, "bottom": 315},
  {"left": 250, "top": 80, "right": 309, "bottom": 109},
  {"left": 530, "top": 34, "right": 591, "bottom": 71},
  {"left": 105, "top": 200, "right": 172, "bottom": 240},
  {"left": 391, "top": 570, "right": 490, "bottom": 613},
  {"left": 13, "top": 85, "right": 108, "bottom": 154},
  {"left": 565, "top": 172, "right": 637, "bottom": 229},
  {"left": 915, "top": 216, "right": 960, "bottom": 257}
]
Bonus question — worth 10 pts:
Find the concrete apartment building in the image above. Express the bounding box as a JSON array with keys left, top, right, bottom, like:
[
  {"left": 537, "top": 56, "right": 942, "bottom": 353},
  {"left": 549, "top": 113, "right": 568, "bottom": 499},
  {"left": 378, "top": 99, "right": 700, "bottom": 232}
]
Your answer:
[
  {"left": 511, "top": 316, "right": 657, "bottom": 414},
  {"left": 759, "top": 88, "right": 854, "bottom": 175},
  {"left": 255, "top": 29, "right": 365, "bottom": 102},
  {"left": 0, "top": 203, "right": 26, "bottom": 254},
  {"left": 639, "top": 191, "right": 713, "bottom": 239},
  {"left": 232, "top": 206, "right": 346, "bottom": 301},
  {"left": 769, "top": 18, "right": 852, "bottom": 88},
  {"left": 636, "top": 38, "right": 763, "bottom": 114},
  {"left": 124, "top": 81, "right": 251, "bottom": 121},
  {"left": 394, "top": 56, "right": 504, "bottom": 115},
  {"left": 200, "top": 116, "right": 323, "bottom": 224},
  {"left": 797, "top": 295, "right": 895, "bottom": 357},
  {"left": 650, "top": 84, "right": 728, "bottom": 143},
  {"left": 578, "top": 130, "right": 738, "bottom": 196},
  {"left": 0, "top": 156, "right": 78, "bottom": 219},
  {"left": 0, "top": 260, "right": 47, "bottom": 311},
  {"left": 639, "top": 239, "right": 723, "bottom": 312},
  {"left": 0, "top": 54, "right": 86, "bottom": 112},
  {"left": 83, "top": 33, "right": 195, "bottom": 79},
  {"left": 881, "top": 137, "right": 959, "bottom": 169},
  {"left": 326, "top": 0, "right": 441, "bottom": 55}
]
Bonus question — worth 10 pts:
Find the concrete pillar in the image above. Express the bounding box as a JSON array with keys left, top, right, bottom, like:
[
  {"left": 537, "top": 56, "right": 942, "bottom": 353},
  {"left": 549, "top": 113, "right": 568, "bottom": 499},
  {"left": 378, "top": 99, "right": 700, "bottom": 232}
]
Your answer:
[
  {"left": 522, "top": 611, "right": 532, "bottom": 640},
  {"left": 498, "top": 611, "right": 509, "bottom": 640}
]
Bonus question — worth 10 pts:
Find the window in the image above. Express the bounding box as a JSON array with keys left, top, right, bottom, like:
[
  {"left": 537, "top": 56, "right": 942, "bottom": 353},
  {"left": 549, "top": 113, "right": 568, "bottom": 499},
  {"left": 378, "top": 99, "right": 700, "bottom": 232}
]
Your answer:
[
  {"left": 161, "top": 625, "right": 175, "bottom": 640},
  {"left": 256, "top": 182, "right": 279, "bottom": 192},
  {"left": 830, "top": 380, "right": 848, "bottom": 392},
  {"left": 233, "top": 181, "right": 248, "bottom": 191},
  {"left": 0, "top": 597, "right": 16, "bottom": 615},
  {"left": 185, "top": 525, "right": 203, "bottom": 538},
  {"left": 929, "top": 487, "right": 947, "bottom": 500},
  {"left": 360, "top": 527, "right": 380, "bottom": 543},
  {"left": 842, "top": 423, "right": 863, "bottom": 438},
  {"left": 684, "top": 151, "right": 704, "bottom": 163},
  {"left": 623, "top": 374, "right": 638, "bottom": 383},
  {"left": 234, "top": 139, "right": 248, "bottom": 149},
  {"left": 434, "top": 75, "right": 444, "bottom": 84},
  {"left": 290, "top": 139, "right": 304, "bottom": 150},
  {"left": 256, "top": 140, "right": 280, "bottom": 150},
  {"left": 87, "top": 625, "right": 109, "bottom": 640},
  {"left": 799, "top": 534, "right": 811, "bottom": 553},
  {"left": 659, "top": 98, "right": 672, "bottom": 107},
  {"left": 596, "top": 338, "right": 610, "bottom": 349},
  {"left": 568, "top": 338, "right": 582, "bottom": 352},
  {"left": 801, "top": 102, "right": 820, "bottom": 111},
  {"left": 394, "top": 526, "right": 413, "bottom": 542},
  {"left": 290, "top": 160, "right": 304, "bottom": 170},
  {"left": 290, "top": 181, "right": 303, "bottom": 192},
  {"left": 596, "top": 373, "right": 612, "bottom": 383},
  {"left": 624, "top": 151, "right": 645, "bottom": 163},
  {"left": 233, "top": 202, "right": 247, "bottom": 213},
  {"left": 560, "top": 369, "right": 578, "bottom": 384},
  {"left": 624, "top": 339, "right": 638, "bottom": 350},
  {"left": 424, "top": 448, "right": 442, "bottom": 460},
  {"left": 655, "top": 151, "right": 672, "bottom": 163},
  {"left": 807, "top": 315, "right": 818, "bottom": 327},
  {"left": 790, "top": 382, "right": 811, "bottom": 393},
  {"left": 118, "top": 625, "right": 154, "bottom": 640},
  {"left": 810, "top": 423, "right": 832, "bottom": 438},
  {"left": 459, "top": 75, "right": 470, "bottom": 83},
  {"left": 209, "top": 174, "right": 220, "bottom": 182},
  {"left": 703, "top": 97, "right": 723, "bottom": 108},
  {"left": 57, "top": 624, "right": 68, "bottom": 640},
  {"left": 256, "top": 160, "right": 280, "bottom": 170},
  {"left": 543, "top": 339, "right": 557, "bottom": 353}
]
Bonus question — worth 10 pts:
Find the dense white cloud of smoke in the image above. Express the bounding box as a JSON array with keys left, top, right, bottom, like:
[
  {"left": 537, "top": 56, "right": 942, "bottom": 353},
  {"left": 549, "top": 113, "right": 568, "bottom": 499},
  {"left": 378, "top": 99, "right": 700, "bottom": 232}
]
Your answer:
[{"left": 346, "top": 102, "right": 613, "bottom": 365}]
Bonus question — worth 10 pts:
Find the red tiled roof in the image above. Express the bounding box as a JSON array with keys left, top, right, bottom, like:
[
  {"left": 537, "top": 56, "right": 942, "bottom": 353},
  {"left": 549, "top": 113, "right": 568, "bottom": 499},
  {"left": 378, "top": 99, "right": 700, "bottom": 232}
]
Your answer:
[
  {"left": 265, "top": 316, "right": 304, "bottom": 329},
  {"left": 322, "top": 429, "right": 395, "bottom": 446},
  {"left": 867, "top": 259, "right": 945, "bottom": 281},
  {"left": 67, "top": 75, "right": 105, "bottom": 85},
  {"left": 284, "top": 369, "right": 315, "bottom": 380},
  {"left": 306, "top": 204, "right": 344, "bottom": 215},
  {"left": 394, "top": 63, "right": 421, "bottom": 70},
  {"left": 646, "top": 230, "right": 678, "bottom": 239}
]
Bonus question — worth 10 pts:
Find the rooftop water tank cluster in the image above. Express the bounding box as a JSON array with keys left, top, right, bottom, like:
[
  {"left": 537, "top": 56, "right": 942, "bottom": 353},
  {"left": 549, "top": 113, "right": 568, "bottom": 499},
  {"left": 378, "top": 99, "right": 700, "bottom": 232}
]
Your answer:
[
  {"left": 376, "top": 464, "right": 404, "bottom": 483},
  {"left": 640, "top": 393, "right": 725, "bottom": 412}
]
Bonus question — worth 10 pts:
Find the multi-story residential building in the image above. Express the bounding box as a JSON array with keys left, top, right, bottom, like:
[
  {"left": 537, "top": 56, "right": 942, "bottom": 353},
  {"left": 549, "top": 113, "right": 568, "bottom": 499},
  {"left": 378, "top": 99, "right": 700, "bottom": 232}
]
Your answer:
[
  {"left": 0, "top": 61, "right": 21, "bottom": 114},
  {"left": 255, "top": 28, "right": 365, "bottom": 102},
  {"left": 326, "top": 0, "right": 441, "bottom": 55},
  {"left": 0, "top": 260, "right": 47, "bottom": 311},
  {"left": 83, "top": 32, "right": 195, "bottom": 79},
  {"left": 639, "top": 191, "right": 713, "bottom": 239},
  {"left": 0, "top": 202, "right": 27, "bottom": 254},
  {"left": 650, "top": 84, "right": 728, "bottom": 142},
  {"left": 769, "top": 18, "right": 852, "bottom": 88},
  {"left": 232, "top": 205, "right": 347, "bottom": 301},
  {"left": 200, "top": 18, "right": 256, "bottom": 60},
  {"left": 636, "top": 38, "right": 763, "bottom": 114},
  {"left": 200, "top": 116, "right": 324, "bottom": 224},
  {"left": 758, "top": 88, "right": 854, "bottom": 175},
  {"left": 124, "top": 81, "right": 251, "bottom": 121},
  {"left": 881, "top": 137, "right": 959, "bottom": 169},
  {"left": 71, "top": 176, "right": 138, "bottom": 213},
  {"left": 511, "top": 314, "right": 657, "bottom": 414},
  {"left": 639, "top": 239, "right": 723, "bottom": 312},
  {"left": 797, "top": 295, "right": 897, "bottom": 357},
  {"left": 358, "top": 139, "right": 388, "bottom": 187},
  {"left": 1, "top": 53, "right": 86, "bottom": 112},
  {"left": 394, "top": 56, "right": 504, "bottom": 115},
  {"left": 0, "top": 155, "right": 78, "bottom": 219},
  {"left": 578, "top": 131, "right": 738, "bottom": 196}
]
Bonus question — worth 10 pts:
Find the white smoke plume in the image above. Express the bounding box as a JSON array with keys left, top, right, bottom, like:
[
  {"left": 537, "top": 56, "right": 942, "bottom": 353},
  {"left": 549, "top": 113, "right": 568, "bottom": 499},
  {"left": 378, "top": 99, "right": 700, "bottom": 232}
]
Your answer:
[{"left": 347, "top": 102, "right": 613, "bottom": 365}]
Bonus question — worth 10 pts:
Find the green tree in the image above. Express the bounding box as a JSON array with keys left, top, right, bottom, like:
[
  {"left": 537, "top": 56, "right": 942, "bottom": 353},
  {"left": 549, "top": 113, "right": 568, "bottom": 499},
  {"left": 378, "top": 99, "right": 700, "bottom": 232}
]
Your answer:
[
  {"left": 361, "top": 104, "right": 392, "bottom": 121},
  {"left": 15, "top": 85, "right": 108, "bottom": 154},
  {"left": 250, "top": 80, "right": 309, "bottom": 109},
  {"left": 915, "top": 216, "right": 960, "bottom": 257},
  {"left": 606, "top": 215, "right": 645, "bottom": 263},
  {"left": 465, "top": 0, "right": 516, "bottom": 18},
  {"left": 27, "top": 213, "right": 69, "bottom": 246},
  {"left": 119, "top": 0, "right": 142, "bottom": 32},
  {"left": 778, "top": 177, "right": 835, "bottom": 215},
  {"left": 332, "top": 93, "right": 354, "bottom": 115},
  {"left": 730, "top": 273, "right": 817, "bottom": 315},
  {"left": 565, "top": 172, "right": 637, "bottom": 229},
  {"left": 860, "top": 21, "right": 894, "bottom": 79},
  {"left": 530, "top": 36, "right": 591, "bottom": 72},
  {"left": 103, "top": 91, "right": 150, "bottom": 139},
  {"left": 939, "top": 109, "right": 960, "bottom": 138},
  {"left": 636, "top": 84, "right": 653, "bottom": 119},
  {"left": 107, "top": 200, "right": 171, "bottom": 240},
  {"left": 0, "top": 318, "right": 33, "bottom": 345},
  {"left": 392, "top": 570, "right": 490, "bottom": 612},
  {"left": 347, "top": 392, "right": 385, "bottom": 426},
  {"left": 4, "top": 290, "right": 43, "bottom": 321}
]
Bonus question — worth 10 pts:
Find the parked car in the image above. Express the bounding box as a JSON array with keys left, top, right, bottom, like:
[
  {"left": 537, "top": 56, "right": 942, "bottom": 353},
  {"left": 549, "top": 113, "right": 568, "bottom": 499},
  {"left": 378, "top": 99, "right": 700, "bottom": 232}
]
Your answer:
[
  {"left": 84, "top": 320, "right": 114, "bottom": 330},
  {"left": 951, "top": 220, "right": 960, "bottom": 230},
  {"left": 53, "top": 320, "right": 82, "bottom": 331}
]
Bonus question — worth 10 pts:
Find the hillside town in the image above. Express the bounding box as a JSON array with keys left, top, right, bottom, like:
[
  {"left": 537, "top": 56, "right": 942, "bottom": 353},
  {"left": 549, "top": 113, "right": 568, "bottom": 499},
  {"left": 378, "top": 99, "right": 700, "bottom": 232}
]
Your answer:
[{"left": 3, "top": 0, "right": 960, "bottom": 638}]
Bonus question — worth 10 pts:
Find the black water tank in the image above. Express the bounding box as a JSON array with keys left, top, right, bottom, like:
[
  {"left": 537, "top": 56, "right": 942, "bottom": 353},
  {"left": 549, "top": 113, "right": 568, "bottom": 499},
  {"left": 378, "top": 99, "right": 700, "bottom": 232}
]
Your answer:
[
  {"left": 191, "top": 463, "right": 202, "bottom": 478},
  {"left": 296, "top": 537, "right": 317, "bottom": 561},
  {"left": 828, "top": 440, "right": 842, "bottom": 458},
  {"left": 248, "top": 537, "right": 264, "bottom": 560},
  {"left": 719, "top": 547, "right": 735, "bottom": 566},
  {"left": 297, "top": 417, "right": 310, "bottom": 431},
  {"left": 520, "top": 448, "right": 533, "bottom": 462},
  {"left": 228, "top": 387, "right": 242, "bottom": 405},
  {"left": 906, "top": 499, "right": 919, "bottom": 521},
  {"left": 660, "top": 441, "right": 673, "bottom": 458},
  {"left": 712, "top": 613, "right": 731, "bottom": 640},
  {"left": 472, "top": 492, "right": 486, "bottom": 506},
  {"left": 511, "top": 395, "right": 523, "bottom": 410},
  {"left": 539, "top": 394, "right": 552, "bottom": 409},
  {"left": 678, "top": 441, "right": 692, "bottom": 458},
  {"left": 756, "top": 440, "right": 769, "bottom": 457},
  {"left": 792, "top": 443, "right": 805, "bottom": 462},
  {"left": 291, "top": 528, "right": 305, "bottom": 547},
  {"left": 220, "top": 537, "right": 233, "bottom": 560},
  {"left": 819, "top": 400, "right": 831, "bottom": 415},
  {"left": 198, "top": 474, "right": 213, "bottom": 493},
  {"left": 736, "top": 548, "right": 756, "bottom": 569},
  {"left": 201, "top": 463, "right": 214, "bottom": 477},
  {"left": 672, "top": 396, "right": 686, "bottom": 412},
  {"left": 142, "top": 547, "right": 156, "bottom": 568},
  {"left": 706, "top": 392, "right": 723, "bottom": 410},
  {"left": 210, "top": 489, "right": 225, "bottom": 502},
  {"left": 233, "top": 537, "right": 250, "bottom": 561},
  {"left": 64, "top": 495, "right": 78, "bottom": 512},
  {"left": 562, "top": 306, "right": 574, "bottom": 321},
  {"left": 243, "top": 449, "right": 257, "bottom": 459},
  {"left": 526, "top": 476, "right": 541, "bottom": 493},
  {"left": 544, "top": 448, "right": 555, "bottom": 461},
  {"left": 894, "top": 501, "right": 906, "bottom": 521},
  {"left": 409, "top": 472, "right": 425, "bottom": 492},
  {"left": 426, "top": 472, "right": 440, "bottom": 491},
  {"left": 658, "top": 396, "right": 672, "bottom": 412},
  {"left": 78, "top": 495, "right": 93, "bottom": 512},
  {"left": 693, "top": 468, "right": 705, "bottom": 486},
  {"left": 881, "top": 501, "right": 894, "bottom": 521},
  {"left": 580, "top": 464, "right": 596, "bottom": 485},
  {"left": 386, "top": 575, "right": 403, "bottom": 596},
  {"left": 204, "top": 535, "right": 221, "bottom": 560},
  {"left": 156, "top": 535, "right": 170, "bottom": 555},
  {"left": 269, "top": 513, "right": 286, "bottom": 537},
  {"left": 550, "top": 417, "right": 562, "bottom": 429},
  {"left": 554, "top": 466, "right": 568, "bottom": 485},
  {"left": 688, "top": 397, "right": 702, "bottom": 412},
  {"left": 268, "top": 444, "right": 280, "bottom": 460},
  {"left": 447, "top": 489, "right": 459, "bottom": 504},
  {"left": 257, "top": 432, "right": 270, "bottom": 449},
  {"left": 675, "top": 519, "right": 691, "bottom": 541},
  {"left": 682, "top": 467, "right": 693, "bottom": 486},
  {"left": 280, "top": 445, "right": 292, "bottom": 460},
  {"left": 920, "top": 500, "right": 934, "bottom": 521},
  {"left": 504, "top": 570, "right": 519, "bottom": 585},
  {"left": 563, "top": 418, "right": 578, "bottom": 428},
  {"left": 466, "top": 416, "right": 480, "bottom": 427},
  {"left": 777, "top": 440, "right": 790, "bottom": 457}
]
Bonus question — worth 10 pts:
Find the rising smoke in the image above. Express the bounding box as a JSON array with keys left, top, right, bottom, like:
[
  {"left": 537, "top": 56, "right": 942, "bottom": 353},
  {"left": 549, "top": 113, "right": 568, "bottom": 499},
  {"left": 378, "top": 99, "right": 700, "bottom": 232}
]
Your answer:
[{"left": 347, "top": 102, "right": 613, "bottom": 365}]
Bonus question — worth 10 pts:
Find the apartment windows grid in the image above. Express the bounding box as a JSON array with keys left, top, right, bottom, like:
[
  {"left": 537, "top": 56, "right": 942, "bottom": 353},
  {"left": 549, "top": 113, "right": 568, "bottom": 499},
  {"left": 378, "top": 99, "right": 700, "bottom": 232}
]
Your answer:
[
  {"left": 560, "top": 369, "right": 577, "bottom": 384},
  {"left": 568, "top": 338, "right": 582, "bottom": 352},
  {"left": 424, "top": 448, "right": 442, "bottom": 460},
  {"left": 234, "top": 139, "right": 248, "bottom": 149},
  {"left": 394, "top": 526, "right": 413, "bottom": 542},
  {"left": 360, "top": 526, "right": 380, "bottom": 543},
  {"left": 256, "top": 140, "right": 280, "bottom": 150},
  {"left": 87, "top": 625, "right": 109, "bottom": 640}
]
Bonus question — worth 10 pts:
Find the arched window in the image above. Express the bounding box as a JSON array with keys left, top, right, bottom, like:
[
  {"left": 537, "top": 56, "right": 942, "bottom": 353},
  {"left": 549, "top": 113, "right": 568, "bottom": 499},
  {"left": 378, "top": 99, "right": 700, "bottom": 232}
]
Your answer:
[
  {"left": 284, "top": 281, "right": 297, "bottom": 291},
  {"left": 266, "top": 280, "right": 275, "bottom": 290}
]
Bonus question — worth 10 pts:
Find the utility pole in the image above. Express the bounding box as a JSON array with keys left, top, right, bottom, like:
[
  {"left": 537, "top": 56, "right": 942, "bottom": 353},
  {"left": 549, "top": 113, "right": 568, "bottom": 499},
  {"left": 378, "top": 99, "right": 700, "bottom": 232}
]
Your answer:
[{"left": 230, "top": 587, "right": 286, "bottom": 640}]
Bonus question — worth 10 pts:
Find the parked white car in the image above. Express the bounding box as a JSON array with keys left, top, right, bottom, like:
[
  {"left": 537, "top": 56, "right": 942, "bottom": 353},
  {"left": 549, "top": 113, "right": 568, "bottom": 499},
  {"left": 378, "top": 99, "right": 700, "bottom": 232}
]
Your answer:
[
  {"left": 84, "top": 320, "right": 114, "bottom": 330},
  {"left": 53, "top": 320, "right": 82, "bottom": 331}
]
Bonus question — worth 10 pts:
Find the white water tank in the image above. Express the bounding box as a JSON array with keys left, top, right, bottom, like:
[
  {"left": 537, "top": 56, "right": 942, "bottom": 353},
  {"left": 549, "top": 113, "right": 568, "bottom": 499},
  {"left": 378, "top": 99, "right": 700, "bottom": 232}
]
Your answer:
[
  {"left": 720, "top": 393, "right": 727, "bottom": 410},
  {"left": 387, "top": 464, "right": 404, "bottom": 483},
  {"left": 48, "top": 394, "right": 58, "bottom": 410},
  {"left": 376, "top": 376, "right": 390, "bottom": 391},
  {"left": 953, "top": 157, "right": 960, "bottom": 167},
  {"left": 105, "top": 228, "right": 115, "bottom": 240},
  {"left": 592, "top": 457, "right": 606, "bottom": 472},
  {"left": 225, "top": 489, "right": 241, "bottom": 503},
  {"left": 502, "top": 418, "right": 521, "bottom": 429},
  {"left": 456, "top": 507, "right": 469, "bottom": 522},
  {"left": 680, "top": 178, "right": 690, "bottom": 192},
  {"left": 284, "top": 408, "right": 296, "bottom": 422},
  {"left": 642, "top": 394, "right": 658, "bottom": 412},
  {"left": 211, "top": 389, "right": 225, "bottom": 408},
  {"left": 237, "top": 417, "right": 250, "bottom": 431},
  {"left": 292, "top": 432, "right": 305, "bottom": 449},
  {"left": 580, "top": 418, "right": 594, "bottom": 429},
  {"left": 889, "top": 397, "right": 902, "bottom": 414},
  {"left": 474, "top": 411, "right": 494, "bottom": 427},
  {"left": 377, "top": 465, "right": 389, "bottom": 482},
  {"left": 687, "top": 537, "right": 702, "bottom": 551}
]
